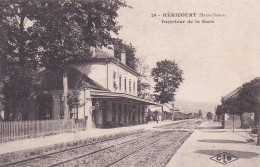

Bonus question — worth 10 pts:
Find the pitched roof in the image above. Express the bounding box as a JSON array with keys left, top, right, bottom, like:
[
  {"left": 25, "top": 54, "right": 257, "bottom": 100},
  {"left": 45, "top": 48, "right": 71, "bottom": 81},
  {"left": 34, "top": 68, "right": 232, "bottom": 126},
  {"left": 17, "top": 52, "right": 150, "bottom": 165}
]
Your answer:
[
  {"left": 222, "top": 87, "right": 241, "bottom": 101},
  {"left": 222, "top": 78, "right": 260, "bottom": 102},
  {"left": 72, "top": 47, "right": 139, "bottom": 76},
  {"left": 163, "top": 103, "right": 173, "bottom": 109},
  {"left": 38, "top": 67, "right": 107, "bottom": 91},
  {"left": 173, "top": 107, "right": 179, "bottom": 111},
  {"left": 94, "top": 48, "right": 113, "bottom": 59}
]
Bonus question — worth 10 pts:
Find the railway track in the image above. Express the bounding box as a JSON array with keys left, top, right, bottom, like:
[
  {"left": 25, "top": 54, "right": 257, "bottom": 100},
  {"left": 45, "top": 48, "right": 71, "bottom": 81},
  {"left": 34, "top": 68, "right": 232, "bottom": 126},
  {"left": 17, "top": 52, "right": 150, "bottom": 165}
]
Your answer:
[
  {"left": 156, "top": 119, "right": 202, "bottom": 130},
  {"left": 0, "top": 130, "right": 148, "bottom": 167},
  {"left": 107, "top": 131, "right": 193, "bottom": 167},
  {"left": 1, "top": 119, "right": 202, "bottom": 167},
  {"left": 1, "top": 130, "right": 164, "bottom": 167},
  {"left": 103, "top": 121, "right": 201, "bottom": 167},
  {"left": 105, "top": 132, "right": 174, "bottom": 167},
  {"left": 49, "top": 130, "right": 171, "bottom": 167},
  {"left": 48, "top": 130, "right": 189, "bottom": 167},
  {"left": 49, "top": 138, "right": 138, "bottom": 167},
  {"left": 150, "top": 131, "right": 191, "bottom": 167}
]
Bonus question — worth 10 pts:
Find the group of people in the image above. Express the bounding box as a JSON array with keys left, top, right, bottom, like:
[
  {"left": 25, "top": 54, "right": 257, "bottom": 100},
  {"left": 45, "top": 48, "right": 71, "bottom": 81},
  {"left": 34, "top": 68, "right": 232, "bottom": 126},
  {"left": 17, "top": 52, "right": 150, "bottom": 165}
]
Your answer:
[{"left": 145, "top": 115, "right": 159, "bottom": 124}]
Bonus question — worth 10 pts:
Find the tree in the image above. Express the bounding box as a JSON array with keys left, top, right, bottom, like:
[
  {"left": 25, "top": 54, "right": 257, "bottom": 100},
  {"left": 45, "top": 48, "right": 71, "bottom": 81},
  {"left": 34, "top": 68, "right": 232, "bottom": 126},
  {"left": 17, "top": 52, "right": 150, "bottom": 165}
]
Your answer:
[
  {"left": 215, "top": 105, "right": 222, "bottom": 116},
  {"left": 222, "top": 98, "right": 245, "bottom": 133},
  {"left": 30, "top": 0, "right": 128, "bottom": 119},
  {"left": 221, "top": 77, "right": 260, "bottom": 144},
  {"left": 135, "top": 57, "right": 151, "bottom": 97},
  {"left": 1, "top": 67, "right": 42, "bottom": 120},
  {"left": 113, "top": 39, "right": 151, "bottom": 97},
  {"left": 222, "top": 79, "right": 259, "bottom": 129},
  {"left": 198, "top": 110, "right": 202, "bottom": 117},
  {"left": 237, "top": 77, "right": 260, "bottom": 145},
  {"left": 206, "top": 112, "right": 213, "bottom": 120},
  {"left": 0, "top": 0, "right": 128, "bottom": 120},
  {"left": 36, "top": 0, "right": 128, "bottom": 119},
  {"left": 113, "top": 39, "right": 137, "bottom": 70},
  {"left": 67, "top": 90, "right": 81, "bottom": 119},
  {"left": 0, "top": 0, "right": 41, "bottom": 120},
  {"left": 151, "top": 59, "right": 183, "bottom": 103}
]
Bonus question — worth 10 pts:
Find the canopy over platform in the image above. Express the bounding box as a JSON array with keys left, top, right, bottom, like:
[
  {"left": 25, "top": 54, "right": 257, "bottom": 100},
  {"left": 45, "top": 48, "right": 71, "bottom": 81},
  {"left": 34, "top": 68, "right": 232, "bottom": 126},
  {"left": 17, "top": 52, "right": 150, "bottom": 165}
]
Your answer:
[{"left": 90, "top": 90, "right": 161, "bottom": 106}]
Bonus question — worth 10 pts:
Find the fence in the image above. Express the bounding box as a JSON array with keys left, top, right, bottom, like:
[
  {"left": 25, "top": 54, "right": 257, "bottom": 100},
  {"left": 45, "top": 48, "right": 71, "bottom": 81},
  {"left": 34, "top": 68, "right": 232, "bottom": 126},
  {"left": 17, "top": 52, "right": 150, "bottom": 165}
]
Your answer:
[{"left": 0, "top": 119, "right": 86, "bottom": 143}]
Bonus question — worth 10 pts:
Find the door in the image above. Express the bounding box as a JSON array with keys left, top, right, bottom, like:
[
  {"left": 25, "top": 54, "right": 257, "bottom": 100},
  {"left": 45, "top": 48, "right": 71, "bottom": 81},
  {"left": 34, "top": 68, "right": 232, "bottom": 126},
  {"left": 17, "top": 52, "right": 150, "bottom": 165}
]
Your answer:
[
  {"left": 102, "top": 101, "right": 107, "bottom": 127},
  {"left": 112, "top": 102, "right": 116, "bottom": 124},
  {"left": 37, "top": 95, "right": 53, "bottom": 120}
]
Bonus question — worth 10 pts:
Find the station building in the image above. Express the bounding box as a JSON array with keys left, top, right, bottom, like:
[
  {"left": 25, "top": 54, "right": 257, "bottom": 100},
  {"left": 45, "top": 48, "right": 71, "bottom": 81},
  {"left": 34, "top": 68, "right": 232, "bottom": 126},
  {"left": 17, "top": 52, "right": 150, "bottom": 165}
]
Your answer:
[{"left": 25, "top": 47, "right": 159, "bottom": 129}]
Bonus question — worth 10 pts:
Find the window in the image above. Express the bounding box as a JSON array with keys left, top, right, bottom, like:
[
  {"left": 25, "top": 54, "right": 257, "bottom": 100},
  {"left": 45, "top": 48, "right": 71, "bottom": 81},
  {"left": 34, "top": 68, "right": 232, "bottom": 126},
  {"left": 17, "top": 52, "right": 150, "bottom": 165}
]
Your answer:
[
  {"left": 69, "top": 108, "right": 78, "bottom": 119},
  {"left": 113, "top": 72, "right": 117, "bottom": 90},
  {"left": 133, "top": 82, "right": 135, "bottom": 95},
  {"left": 129, "top": 80, "right": 131, "bottom": 93},
  {"left": 113, "top": 72, "right": 116, "bottom": 80},
  {"left": 119, "top": 75, "right": 122, "bottom": 90},
  {"left": 124, "top": 78, "right": 127, "bottom": 92}
]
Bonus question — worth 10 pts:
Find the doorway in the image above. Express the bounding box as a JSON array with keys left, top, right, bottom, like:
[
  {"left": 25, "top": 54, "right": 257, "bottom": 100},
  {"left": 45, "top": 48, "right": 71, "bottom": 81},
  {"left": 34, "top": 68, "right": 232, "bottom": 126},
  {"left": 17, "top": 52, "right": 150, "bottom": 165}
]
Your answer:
[
  {"left": 37, "top": 95, "right": 53, "bottom": 120},
  {"left": 112, "top": 102, "right": 116, "bottom": 124}
]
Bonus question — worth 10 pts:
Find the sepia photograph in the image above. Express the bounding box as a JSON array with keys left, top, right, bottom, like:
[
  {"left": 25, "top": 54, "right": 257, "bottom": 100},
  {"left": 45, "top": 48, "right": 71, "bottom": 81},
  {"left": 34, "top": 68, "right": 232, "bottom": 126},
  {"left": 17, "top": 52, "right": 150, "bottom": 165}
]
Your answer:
[{"left": 0, "top": 0, "right": 259, "bottom": 166}]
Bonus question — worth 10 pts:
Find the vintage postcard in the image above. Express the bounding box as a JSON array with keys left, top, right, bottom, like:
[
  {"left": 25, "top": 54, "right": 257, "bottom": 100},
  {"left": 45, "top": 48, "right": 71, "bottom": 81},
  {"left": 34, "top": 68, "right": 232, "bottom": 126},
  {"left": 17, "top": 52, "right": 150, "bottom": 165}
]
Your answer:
[{"left": 0, "top": 0, "right": 259, "bottom": 166}]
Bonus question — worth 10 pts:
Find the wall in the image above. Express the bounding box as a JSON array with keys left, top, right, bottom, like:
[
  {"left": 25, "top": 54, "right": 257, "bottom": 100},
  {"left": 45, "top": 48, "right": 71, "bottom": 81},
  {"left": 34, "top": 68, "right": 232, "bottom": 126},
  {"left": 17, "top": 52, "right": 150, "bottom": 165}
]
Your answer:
[
  {"left": 50, "top": 90, "right": 62, "bottom": 119},
  {"left": 225, "top": 113, "right": 255, "bottom": 129},
  {"left": 71, "top": 62, "right": 108, "bottom": 89},
  {"left": 33, "top": 90, "right": 92, "bottom": 120},
  {"left": 108, "top": 62, "right": 138, "bottom": 96},
  {"left": 72, "top": 60, "right": 138, "bottom": 96},
  {"left": 49, "top": 89, "right": 94, "bottom": 128}
]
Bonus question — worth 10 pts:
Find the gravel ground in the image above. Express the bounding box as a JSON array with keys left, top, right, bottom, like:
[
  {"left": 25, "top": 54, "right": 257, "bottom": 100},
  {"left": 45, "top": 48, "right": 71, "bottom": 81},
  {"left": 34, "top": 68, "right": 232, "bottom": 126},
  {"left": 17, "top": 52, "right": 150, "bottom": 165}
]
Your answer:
[
  {"left": 151, "top": 132, "right": 192, "bottom": 167},
  {"left": 109, "top": 130, "right": 192, "bottom": 167},
  {"left": 54, "top": 130, "right": 193, "bottom": 167},
  {"left": 56, "top": 130, "right": 168, "bottom": 167},
  {"left": 156, "top": 119, "right": 202, "bottom": 130},
  {"left": 0, "top": 129, "right": 147, "bottom": 167},
  {"left": 1, "top": 120, "right": 201, "bottom": 167}
]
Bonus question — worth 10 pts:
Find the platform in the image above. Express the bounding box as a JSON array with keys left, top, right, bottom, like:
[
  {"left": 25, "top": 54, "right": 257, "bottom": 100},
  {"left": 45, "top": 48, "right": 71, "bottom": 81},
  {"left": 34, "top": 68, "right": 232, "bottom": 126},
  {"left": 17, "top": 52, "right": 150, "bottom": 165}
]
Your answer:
[{"left": 166, "top": 121, "right": 260, "bottom": 167}]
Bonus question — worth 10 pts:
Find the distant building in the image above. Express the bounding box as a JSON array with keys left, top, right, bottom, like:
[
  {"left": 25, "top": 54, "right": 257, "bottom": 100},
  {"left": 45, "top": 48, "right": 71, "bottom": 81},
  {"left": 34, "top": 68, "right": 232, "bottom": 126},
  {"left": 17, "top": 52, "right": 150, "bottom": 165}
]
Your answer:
[{"left": 148, "top": 102, "right": 179, "bottom": 121}]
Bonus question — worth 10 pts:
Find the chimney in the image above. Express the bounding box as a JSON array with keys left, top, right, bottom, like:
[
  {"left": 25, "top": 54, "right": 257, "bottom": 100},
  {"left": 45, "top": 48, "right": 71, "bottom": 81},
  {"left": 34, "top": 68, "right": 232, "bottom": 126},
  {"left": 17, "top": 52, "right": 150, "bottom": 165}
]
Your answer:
[
  {"left": 90, "top": 46, "right": 96, "bottom": 57},
  {"left": 101, "top": 45, "right": 114, "bottom": 57},
  {"left": 121, "top": 51, "right": 126, "bottom": 65}
]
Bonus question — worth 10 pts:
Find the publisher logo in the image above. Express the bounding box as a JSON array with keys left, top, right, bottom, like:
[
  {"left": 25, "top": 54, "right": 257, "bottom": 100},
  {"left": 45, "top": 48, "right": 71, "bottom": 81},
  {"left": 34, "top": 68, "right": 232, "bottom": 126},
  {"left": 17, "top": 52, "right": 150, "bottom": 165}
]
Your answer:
[{"left": 210, "top": 152, "right": 239, "bottom": 165}]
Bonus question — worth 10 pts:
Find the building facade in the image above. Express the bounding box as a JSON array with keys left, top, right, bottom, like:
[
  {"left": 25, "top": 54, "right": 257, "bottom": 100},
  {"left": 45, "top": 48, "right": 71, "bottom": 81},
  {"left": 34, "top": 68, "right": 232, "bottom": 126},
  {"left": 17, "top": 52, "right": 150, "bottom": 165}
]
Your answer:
[{"left": 25, "top": 47, "right": 159, "bottom": 129}]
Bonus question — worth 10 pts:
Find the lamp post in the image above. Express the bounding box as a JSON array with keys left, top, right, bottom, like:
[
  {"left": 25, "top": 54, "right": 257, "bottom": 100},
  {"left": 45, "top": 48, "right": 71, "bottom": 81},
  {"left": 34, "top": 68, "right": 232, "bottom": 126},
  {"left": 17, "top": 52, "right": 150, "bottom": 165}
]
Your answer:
[
  {"left": 83, "top": 86, "right": 86, "bottom": 119},
  {"left": 83, "top": 86, "right": 87, "bottom": 130},
  {"left": 221, "top": 97, "right": 225, "bottom": 129}
]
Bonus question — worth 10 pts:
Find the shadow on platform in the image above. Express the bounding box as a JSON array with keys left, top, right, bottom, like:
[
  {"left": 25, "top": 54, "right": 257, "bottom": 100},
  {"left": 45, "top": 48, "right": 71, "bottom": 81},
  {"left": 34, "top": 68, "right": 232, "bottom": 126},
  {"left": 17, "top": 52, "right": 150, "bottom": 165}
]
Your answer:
[
  {"left": 201, "top": 131, "right": 226, "bottom": 133},
  {"left": 198, "top": 126, "right": 222, "bottom": 129},
  {"left": 198, "top": 139, "right": 248, "bottom": 144}
]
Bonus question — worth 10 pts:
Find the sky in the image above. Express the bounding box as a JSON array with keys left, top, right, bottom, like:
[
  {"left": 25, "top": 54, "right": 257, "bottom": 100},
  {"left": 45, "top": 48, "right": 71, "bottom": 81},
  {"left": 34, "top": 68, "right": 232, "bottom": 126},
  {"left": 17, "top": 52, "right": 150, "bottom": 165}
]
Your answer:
[{"left": 116, "top": 0, "right": 260, "bottom": 104}]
